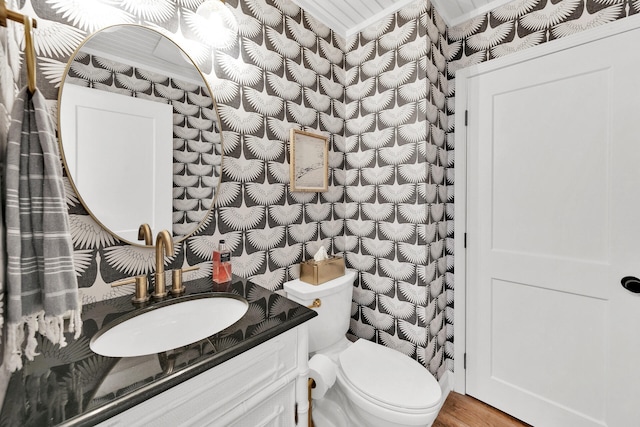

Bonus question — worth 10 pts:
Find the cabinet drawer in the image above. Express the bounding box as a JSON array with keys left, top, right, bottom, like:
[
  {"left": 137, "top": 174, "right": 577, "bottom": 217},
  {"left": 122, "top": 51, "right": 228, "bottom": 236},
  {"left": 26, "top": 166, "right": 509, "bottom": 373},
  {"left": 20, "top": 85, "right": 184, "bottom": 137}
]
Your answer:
[
  {"left": 203, "top": 327, "right": 298, "bottom": 407},
  {"left": 228, "top": 382, "right": 296, "bottom": 427}
]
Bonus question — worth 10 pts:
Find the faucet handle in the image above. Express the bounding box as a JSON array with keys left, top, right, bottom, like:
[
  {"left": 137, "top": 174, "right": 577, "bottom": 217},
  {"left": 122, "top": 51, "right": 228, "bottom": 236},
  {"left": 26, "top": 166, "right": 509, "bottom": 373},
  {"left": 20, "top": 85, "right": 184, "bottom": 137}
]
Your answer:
[
  {"left": 152, "top": 272, "right": 169, "bottom": 300},
  {"left": 171, "top": 265, "right": 200, "bottom": 296},
  {"left": 112, "top": 275, "right": 150, "bottom": 304}
]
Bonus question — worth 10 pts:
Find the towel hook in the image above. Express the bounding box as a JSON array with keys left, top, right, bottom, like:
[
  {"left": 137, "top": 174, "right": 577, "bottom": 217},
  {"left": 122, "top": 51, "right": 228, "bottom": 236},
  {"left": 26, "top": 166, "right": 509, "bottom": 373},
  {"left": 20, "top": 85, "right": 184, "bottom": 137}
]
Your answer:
[
  {"left": 23, "top": 15, "right": 36, "bottom": 93},
  {"left": 0, "top": 1, "right": 37, "bottom": 28},
  {"left": 0, "top": 0, "right": 38, "bottom": 93}
]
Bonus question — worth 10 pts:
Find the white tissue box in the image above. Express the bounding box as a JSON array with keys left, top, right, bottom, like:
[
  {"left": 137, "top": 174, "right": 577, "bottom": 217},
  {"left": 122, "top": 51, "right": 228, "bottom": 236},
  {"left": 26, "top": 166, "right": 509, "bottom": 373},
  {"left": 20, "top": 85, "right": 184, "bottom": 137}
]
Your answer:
[{"left": 300, "top": 256, "right": 345, "bottom": 285}]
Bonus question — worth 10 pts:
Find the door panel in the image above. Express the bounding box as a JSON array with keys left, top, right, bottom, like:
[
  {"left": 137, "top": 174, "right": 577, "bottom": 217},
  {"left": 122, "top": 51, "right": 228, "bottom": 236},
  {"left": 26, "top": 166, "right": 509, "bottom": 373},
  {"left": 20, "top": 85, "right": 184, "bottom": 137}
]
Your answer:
[
  {"left": 491, "top": 279, "right": 607, "bottom": 421},
  {"left": 61, "top": 84, "right": 173, "bottom": 243},
  {"left": 466, "top": 26, "right": 640, "bottom": 427},
  {"left": 491, "top": 69, "right": 609, "bottom": 263}
]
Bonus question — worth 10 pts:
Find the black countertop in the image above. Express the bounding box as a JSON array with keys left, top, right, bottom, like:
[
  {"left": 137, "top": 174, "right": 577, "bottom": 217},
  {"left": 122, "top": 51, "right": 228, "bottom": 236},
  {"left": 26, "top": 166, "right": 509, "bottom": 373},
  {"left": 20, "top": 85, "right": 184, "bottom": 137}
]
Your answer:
[{"left": 0, "top": 276, "right": 316, "bottom": 427}]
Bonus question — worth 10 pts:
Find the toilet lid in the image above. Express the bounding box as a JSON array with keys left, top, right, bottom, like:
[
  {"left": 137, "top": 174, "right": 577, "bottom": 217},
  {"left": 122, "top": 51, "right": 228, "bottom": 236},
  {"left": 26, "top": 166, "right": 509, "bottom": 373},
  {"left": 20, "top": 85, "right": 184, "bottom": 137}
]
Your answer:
[{"left": 339, "top": 339, "right": 441, "bottom": 411}]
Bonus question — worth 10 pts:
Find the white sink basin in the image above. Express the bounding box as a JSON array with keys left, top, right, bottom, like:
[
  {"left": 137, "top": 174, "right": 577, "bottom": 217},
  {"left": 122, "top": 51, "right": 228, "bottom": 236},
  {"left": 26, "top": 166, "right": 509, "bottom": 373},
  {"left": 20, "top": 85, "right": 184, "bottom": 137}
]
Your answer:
[{"left": 90, "top": 294, "right": 248, "bottom": 357}]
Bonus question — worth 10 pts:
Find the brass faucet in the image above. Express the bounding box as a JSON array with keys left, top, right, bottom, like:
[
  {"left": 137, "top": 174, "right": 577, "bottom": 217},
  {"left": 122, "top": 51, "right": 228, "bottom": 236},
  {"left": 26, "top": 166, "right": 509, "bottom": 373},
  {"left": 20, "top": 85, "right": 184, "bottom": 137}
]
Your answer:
[
  {"left": 138, "top": 223, "right": 153, "bottom": 245},
  {"left": 153, "top": 230, "right": 174, "bottom": 299}
]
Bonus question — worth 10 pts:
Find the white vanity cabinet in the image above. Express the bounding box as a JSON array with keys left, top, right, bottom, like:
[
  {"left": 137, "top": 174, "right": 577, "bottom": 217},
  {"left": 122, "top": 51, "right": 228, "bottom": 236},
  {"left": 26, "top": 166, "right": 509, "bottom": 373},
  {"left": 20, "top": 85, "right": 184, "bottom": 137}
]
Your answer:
[{"left": 97, "top": 326, "right": 309, "bottom": 427}]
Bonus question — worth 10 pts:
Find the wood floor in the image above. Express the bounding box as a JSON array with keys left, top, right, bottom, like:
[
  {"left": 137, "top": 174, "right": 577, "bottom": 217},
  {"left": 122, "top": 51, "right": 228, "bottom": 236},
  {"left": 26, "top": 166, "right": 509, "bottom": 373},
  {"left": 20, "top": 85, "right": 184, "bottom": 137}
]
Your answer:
[{"left": 433, "top": 392, "right": 531, "bottom": 427}]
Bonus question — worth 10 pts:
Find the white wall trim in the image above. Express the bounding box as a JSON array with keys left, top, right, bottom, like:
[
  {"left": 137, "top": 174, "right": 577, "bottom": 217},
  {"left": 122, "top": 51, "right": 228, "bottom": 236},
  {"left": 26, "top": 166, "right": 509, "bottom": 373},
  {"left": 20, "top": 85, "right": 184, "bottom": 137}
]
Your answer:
[
  {"left": 452, "top": 11, "right": 640, "bottom": 397},
  {"left": 438, "top": 369, "right": 455, "bottom": 410},
  {"left": 453, "top": 83, "right": 468, "bottom": 394}
]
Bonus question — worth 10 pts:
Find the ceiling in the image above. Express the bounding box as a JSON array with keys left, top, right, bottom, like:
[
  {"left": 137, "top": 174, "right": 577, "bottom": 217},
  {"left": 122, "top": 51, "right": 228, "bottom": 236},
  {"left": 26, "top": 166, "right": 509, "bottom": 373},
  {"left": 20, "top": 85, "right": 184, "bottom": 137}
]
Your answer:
[
  {"left": 292, "top": 0, "right": 515, "bottom": 38},
  {"left": 81, "top": 26, "right": 204, "bottom": 85}
]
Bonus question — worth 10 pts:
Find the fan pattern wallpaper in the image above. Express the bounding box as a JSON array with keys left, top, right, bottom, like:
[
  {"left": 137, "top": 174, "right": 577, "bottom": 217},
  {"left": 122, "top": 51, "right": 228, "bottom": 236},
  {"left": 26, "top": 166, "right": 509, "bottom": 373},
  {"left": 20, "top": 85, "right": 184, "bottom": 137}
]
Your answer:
[
  {"left": 0, "top": 0, "right": 638, "bottom": 381},
  {"left": 341, "top": 4, "right": 453, "bottom": 377},
  {"left": 447, "top": 0, "right": 639, "bottom": 74}
]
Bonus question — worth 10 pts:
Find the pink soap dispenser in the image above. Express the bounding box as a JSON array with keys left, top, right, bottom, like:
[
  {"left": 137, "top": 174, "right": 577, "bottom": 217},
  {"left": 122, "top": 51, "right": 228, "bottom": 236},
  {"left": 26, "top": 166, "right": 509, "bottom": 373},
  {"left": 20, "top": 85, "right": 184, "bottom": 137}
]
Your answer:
[{"left": 212, "top": 239, "right": 232, "bottom": 284}]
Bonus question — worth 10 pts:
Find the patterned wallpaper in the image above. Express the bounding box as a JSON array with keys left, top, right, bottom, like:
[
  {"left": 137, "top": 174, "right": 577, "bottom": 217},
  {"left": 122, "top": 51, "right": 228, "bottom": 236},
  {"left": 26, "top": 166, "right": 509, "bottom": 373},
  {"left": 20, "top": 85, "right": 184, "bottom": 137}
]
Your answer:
[
  {"left": 4, "top": 0, "right": 638, "bottom": 382},
  {"left": 1, "top": 0, "right": 454, "bottom": 377},
  {"left": 447, "top": 0, "right": 639, "bottom": 77},
  {"left": 343, "top": 3, "right": 454, "bottom": 380},
  {"left": 0, "top": 0, "right": 348, "bottom": 304}
]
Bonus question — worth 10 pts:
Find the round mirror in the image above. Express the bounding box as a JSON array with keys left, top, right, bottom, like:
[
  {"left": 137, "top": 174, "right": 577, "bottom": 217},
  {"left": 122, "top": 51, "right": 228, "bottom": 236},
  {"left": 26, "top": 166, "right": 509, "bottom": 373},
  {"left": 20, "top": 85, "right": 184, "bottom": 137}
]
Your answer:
[{"left": 58, "top": 25, "right": 222, "bottom": 247}]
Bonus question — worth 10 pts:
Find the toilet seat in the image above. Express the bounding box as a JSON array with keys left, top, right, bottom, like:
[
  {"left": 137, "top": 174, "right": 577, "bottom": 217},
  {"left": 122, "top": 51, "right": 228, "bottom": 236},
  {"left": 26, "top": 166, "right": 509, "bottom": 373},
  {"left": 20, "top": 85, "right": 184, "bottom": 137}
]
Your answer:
[{"left": 338, "top": 339, "right": 441, "bottom": 414}]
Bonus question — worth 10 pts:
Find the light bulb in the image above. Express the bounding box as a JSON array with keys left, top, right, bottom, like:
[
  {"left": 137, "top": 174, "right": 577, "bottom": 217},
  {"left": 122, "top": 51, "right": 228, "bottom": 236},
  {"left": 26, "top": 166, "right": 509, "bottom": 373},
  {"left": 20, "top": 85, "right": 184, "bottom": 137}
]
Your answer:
[
  {"left": 195, "top": 0, "right": 238, "bottom": 49},
  {"left": 196, "top": 0, "right": 225, "bottom": 20}
]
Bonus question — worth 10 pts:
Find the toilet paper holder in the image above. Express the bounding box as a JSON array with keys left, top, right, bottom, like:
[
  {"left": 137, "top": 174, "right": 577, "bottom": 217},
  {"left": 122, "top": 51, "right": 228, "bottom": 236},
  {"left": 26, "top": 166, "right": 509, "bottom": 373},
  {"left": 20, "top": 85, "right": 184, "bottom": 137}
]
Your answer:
[
  {"left": 308, "top": 378, "right": 316, "bottom": 427},
  {"left": 306, "top": 353, "right": 336, "bottom": 426}
]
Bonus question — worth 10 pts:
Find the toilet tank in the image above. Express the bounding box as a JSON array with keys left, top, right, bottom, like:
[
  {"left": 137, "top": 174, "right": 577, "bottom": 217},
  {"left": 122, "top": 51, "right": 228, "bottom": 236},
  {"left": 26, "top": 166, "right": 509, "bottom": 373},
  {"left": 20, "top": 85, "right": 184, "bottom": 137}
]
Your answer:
[{"left": 284, "top": 270, "right": 356, "bottom": 353}]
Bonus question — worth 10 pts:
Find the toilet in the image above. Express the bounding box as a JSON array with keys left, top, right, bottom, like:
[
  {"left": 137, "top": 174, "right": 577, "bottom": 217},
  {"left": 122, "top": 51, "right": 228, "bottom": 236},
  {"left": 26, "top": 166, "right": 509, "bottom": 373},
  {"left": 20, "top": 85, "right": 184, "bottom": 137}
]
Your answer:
[{"left": 284, "top": 270, "right": 442, "bottom": 427}]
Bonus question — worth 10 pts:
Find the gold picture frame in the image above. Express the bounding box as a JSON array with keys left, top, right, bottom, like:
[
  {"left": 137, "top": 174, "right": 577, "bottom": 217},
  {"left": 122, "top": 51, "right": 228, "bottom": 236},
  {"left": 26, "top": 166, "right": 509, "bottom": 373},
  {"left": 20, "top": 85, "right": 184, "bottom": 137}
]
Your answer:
[{"left": 290, "top": 129, "right": 329, "bottom": 192}]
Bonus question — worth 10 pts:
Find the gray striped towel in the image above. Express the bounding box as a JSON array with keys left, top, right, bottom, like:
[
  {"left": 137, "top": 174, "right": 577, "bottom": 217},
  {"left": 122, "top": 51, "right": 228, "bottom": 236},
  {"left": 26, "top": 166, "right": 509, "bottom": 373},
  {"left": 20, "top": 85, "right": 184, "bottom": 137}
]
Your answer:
[{"left": 3, "top": 87, "right": 81, "bottom": 372}]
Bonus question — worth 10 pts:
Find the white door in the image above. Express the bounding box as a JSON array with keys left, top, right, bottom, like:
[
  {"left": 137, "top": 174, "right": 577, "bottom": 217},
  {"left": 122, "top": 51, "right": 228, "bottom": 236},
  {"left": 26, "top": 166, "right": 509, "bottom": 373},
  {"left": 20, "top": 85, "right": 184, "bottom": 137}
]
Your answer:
[
  {"left": 464, "top": 22, "right": 640, "bottom": 427},
  {"left": 60, "top": 84, "right": 173, "bottom": 243}
]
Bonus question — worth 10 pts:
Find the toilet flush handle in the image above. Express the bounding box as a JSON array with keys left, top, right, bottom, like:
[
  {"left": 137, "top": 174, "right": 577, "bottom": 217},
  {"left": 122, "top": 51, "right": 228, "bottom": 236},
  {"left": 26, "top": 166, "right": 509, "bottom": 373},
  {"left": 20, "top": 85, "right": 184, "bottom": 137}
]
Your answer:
[
  {"left": 621, "top": 276, "right": 640, "bottom": 293},
  {"left": 308, "top": 298, "right": 321, "bottom": 309}
]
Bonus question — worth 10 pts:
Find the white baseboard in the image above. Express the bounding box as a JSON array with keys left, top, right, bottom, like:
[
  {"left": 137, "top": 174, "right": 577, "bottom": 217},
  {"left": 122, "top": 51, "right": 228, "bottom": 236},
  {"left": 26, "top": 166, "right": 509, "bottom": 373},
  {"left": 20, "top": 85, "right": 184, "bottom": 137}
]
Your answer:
[{"left": 438, "top": 370, "right": 454, "bottom": 404}]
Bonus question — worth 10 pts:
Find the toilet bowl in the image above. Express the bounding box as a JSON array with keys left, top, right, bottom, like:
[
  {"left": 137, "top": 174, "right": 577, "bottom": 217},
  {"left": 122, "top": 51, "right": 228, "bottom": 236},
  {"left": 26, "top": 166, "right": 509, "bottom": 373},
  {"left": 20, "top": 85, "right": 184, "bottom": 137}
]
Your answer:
[{"left": 284, "top": 270, "right": 442, "bottom": 427}]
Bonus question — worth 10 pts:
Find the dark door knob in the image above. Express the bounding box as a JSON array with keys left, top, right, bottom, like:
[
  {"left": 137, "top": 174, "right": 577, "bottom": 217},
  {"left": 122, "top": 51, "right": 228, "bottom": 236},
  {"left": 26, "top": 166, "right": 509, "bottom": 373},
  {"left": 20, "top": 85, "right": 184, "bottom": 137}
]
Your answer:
[{"left": 621, "top": 276, "right": 640, "bottom": 293}]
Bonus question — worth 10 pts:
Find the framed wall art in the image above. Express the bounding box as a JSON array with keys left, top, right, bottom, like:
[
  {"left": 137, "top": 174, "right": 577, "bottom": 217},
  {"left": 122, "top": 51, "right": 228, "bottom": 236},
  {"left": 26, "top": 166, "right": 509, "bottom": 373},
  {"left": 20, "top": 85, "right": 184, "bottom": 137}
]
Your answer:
[{"left": 289, "top": 129, "right": 329, "bottom": 192}]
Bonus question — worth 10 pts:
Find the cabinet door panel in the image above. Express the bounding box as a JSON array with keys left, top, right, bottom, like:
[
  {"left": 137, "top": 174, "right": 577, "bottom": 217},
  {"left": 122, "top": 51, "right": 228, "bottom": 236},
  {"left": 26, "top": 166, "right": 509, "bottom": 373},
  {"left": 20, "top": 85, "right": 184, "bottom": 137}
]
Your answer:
[{"left": 96, "top": 328, "right": 299, "bottom": 427}]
